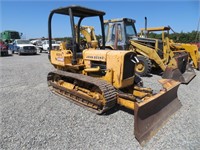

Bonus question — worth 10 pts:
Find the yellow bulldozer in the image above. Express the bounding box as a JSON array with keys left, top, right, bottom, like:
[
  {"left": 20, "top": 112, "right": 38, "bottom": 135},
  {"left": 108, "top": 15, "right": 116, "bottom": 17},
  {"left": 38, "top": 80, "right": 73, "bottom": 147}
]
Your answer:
[
  {"left": 140, "top": 26, "right": 200, "bottom": 71},
  {"left": 47, "top": 5, "right": 182, "bottom": 145}
]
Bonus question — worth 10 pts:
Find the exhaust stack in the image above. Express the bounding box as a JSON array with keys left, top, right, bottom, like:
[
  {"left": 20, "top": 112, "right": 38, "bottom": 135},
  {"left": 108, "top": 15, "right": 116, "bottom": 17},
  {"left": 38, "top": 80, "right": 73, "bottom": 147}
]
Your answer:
[{"left": 144, "top": 17, "right": 147, "bottom": 38}]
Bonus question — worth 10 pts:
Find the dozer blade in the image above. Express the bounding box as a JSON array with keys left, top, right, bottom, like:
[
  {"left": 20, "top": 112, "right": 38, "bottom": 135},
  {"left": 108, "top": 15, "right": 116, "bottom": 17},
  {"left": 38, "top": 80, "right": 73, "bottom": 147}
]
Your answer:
[
  {"left": 162, "top": 52, "right": 196, "bottom": 84},
  {"left": 134, "top": 79, "right": 181, "bottom": 145}
]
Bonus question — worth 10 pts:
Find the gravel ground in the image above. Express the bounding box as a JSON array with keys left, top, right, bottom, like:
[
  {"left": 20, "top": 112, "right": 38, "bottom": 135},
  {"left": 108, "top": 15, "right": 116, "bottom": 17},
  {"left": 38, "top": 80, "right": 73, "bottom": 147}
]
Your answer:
[{"left": 0, "top": 53, "right": 200, "bottom": 150}]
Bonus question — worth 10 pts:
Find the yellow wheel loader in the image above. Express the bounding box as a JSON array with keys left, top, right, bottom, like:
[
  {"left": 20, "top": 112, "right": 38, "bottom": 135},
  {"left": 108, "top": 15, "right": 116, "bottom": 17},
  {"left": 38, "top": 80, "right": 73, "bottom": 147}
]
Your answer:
[
  {"left": 47, "top": 5, "right": 182, "bottom": 145},
  {"left": 140, "top": 26, "right": 200, "bottom": 71},
  {"left": 103, "top": 18, "right": 196, "bottom": 84}
]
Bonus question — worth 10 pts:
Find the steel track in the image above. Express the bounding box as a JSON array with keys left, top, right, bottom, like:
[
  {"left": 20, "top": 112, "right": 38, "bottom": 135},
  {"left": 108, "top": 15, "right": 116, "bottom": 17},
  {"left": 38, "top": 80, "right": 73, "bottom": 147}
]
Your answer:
[{"left": 47, "top": 70, "right": 117, "bottom": 114}]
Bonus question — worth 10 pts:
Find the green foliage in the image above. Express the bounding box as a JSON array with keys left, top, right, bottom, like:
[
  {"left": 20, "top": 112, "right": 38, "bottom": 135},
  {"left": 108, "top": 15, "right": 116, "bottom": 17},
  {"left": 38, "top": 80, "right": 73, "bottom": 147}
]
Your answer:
[
  {"left": 148, "top": 30, "right": 199, "bottom": 43},
  {"left": 54, "top": 37, "right": 72, "bottom": 42},
  {"left": 148, "top": 33, "right": 162, "bottom": 39}
]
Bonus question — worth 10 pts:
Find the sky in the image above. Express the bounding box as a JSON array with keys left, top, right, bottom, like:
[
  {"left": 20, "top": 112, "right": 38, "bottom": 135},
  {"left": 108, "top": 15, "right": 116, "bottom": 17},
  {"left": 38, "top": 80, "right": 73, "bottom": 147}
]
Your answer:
[{"left": 1, "top": 0, "right": 199, "bottom": 39}]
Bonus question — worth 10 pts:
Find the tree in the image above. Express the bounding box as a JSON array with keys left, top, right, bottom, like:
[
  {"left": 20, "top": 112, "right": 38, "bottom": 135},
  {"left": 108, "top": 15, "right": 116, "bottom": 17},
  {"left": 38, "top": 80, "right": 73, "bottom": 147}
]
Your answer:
[{"left": 147, "top": 31, "right": 199, "bottom": 43}]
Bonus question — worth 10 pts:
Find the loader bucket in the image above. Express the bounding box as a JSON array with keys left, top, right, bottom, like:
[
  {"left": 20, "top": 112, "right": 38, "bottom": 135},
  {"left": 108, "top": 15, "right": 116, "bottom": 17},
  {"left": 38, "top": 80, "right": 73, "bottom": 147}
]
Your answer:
[
  {"left": 134, "top": 79, "right": 181, "bottom": 145},
  {"left": 162, "top": 52, "right": 196, "bottom": 84}
]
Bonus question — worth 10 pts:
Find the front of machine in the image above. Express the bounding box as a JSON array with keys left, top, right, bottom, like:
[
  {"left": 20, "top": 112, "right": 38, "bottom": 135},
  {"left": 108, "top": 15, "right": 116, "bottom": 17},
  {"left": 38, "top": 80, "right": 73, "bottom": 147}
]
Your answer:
[{"left": 47, "top": 5, "right": 182, "bottom": 145}]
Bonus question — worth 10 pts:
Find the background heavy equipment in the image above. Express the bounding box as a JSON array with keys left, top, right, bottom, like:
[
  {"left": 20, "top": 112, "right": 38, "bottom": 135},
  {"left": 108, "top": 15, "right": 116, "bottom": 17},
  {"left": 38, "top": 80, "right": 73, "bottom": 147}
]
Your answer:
[
  {"left": 74, "top": 25, "right": 99, "bottom": 49},
  {"left": 47, "top": 5, "right": 182, "bottom": 145},
  {"left": 0, "top": 30, "right": 22, "bottom": 43},
  {"left": 140, "top": 26, "right": 200, "bottom": 71},
  {"left": 75, "top": 18, "right": 195, "bottom": 83},
  {"left": 103, "top": 18, "right": 196, "bottom": 84}
]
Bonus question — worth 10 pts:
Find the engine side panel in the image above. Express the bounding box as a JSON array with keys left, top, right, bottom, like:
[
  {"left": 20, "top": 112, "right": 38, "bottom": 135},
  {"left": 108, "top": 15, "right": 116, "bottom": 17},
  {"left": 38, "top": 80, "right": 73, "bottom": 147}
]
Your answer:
[{"left": 83, "top": 49, "right": 135, "bottom": 88}]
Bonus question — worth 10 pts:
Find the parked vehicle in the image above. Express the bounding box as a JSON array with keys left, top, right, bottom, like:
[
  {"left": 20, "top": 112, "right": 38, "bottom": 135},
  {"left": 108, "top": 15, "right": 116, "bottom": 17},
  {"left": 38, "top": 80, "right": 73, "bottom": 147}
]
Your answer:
[
  {"left": 42, "top": 40, "right": 59, "bottom": 53},
  {"left": 9, "top": 39, "right": 37, "bottom": 55},
  {"left": 0, "top": 30, "right": 22, "bottom": 43},
  {"left": 30, "top": 39, "right": 43, "bottom": 53},
  {"left": 0, "top": 41, "right": 9, "bottom": 56}
]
